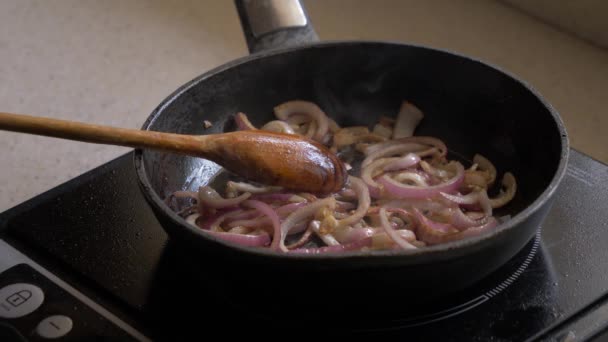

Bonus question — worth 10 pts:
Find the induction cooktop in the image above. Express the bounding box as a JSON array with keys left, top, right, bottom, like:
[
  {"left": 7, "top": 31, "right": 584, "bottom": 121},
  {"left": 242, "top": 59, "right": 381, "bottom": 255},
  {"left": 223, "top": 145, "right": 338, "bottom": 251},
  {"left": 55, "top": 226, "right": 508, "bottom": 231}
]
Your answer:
[{"left": 1, "top": 149, "right": 607, "bottom": 341}]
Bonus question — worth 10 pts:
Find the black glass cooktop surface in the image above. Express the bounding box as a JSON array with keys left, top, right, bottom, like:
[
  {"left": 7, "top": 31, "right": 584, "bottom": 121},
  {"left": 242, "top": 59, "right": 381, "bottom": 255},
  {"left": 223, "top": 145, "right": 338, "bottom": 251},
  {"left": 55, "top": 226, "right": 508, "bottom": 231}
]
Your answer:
[{"left": 1, "top": 149, "right": 608, "bottom": 341}]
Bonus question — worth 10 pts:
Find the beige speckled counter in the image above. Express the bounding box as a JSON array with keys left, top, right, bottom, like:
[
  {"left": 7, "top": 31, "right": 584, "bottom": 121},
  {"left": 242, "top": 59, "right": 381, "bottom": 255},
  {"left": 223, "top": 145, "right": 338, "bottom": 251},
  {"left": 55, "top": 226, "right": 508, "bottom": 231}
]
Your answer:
[{"left": 1, "top": 0, "right": 607, "bottom": 212}]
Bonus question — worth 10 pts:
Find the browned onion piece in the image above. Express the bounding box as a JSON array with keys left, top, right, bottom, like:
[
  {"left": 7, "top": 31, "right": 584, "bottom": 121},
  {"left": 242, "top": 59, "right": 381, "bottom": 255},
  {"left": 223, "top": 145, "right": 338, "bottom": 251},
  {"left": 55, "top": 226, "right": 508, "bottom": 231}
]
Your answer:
[
  {"left": 392, "top": 101, "right": 425, "bottom": 139},
  {"left": 279, "top": 197, "right": 336, "bottom": 251},
  {"left": 473, "top": 154, "right": 497, "bottom": 186},
  {"left": 168, "top": 99, "right": 517, "bottom": 254},
  {"left": 489, "top": 172, "right": 517, "bottom": 208},
  {"left": 274, "top": 100, "right": 329, "bottom": 142},
  {"left": 332, "top": 126, "right": 386, "bottom": 151},
  {"left": 198, "top": 186, "right": 251, "bottom": 209},
  {"left": 379, "top": 208, "right": 417, "bottom": 249},
  {"left": 286, "top": 224, "right": 315, "bottom": 250},
  {"left": 333, "top": 177, "right": 370, "bottom": 229},
  {"left": 363, "top": 136, "right": 447, "bottom": 158},
  {"left": 261, "top": 120, "right": 295, "bottom": 134},
  {"left": 234, "top": 112, "right": 256, "bottom": 130}
]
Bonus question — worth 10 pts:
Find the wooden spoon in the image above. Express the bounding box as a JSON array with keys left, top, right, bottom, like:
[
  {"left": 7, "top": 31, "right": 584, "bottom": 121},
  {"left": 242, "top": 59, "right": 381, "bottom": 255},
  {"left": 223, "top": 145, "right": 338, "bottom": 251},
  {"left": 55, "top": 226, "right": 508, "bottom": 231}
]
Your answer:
[{"left": 0, "top": 112, "right": 347, "bottom": 194}]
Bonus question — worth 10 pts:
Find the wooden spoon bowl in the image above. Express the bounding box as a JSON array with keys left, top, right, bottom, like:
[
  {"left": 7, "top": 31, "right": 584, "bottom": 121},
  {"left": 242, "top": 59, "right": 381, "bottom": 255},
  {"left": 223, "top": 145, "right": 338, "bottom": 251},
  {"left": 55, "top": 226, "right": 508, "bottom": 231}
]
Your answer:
[{"left": 0, "top": 112, "right": 347, "bottom": 195}]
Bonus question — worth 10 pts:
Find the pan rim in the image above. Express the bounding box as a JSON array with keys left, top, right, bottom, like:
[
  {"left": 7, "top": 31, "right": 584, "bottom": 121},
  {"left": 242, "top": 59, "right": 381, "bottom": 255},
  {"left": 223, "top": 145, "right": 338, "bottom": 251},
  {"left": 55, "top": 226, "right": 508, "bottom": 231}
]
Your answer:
[{"left": 133, "top": 39, "right": 569, "bottom": 263}]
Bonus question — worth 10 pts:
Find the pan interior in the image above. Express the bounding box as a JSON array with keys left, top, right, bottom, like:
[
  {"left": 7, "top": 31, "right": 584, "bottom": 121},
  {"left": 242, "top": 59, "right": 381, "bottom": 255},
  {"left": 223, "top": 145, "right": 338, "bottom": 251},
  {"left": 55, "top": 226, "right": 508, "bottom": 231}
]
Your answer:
[{"left": 141, "top": 42, "right": 563, "bottom": 236}]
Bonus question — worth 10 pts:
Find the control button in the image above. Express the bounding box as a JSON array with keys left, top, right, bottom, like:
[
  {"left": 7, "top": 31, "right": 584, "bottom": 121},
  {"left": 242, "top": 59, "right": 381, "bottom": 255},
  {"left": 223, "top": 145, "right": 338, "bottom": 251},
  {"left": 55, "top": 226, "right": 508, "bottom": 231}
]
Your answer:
[
  {"left": 36, "top": 315, "right": 73, "bottom": 339},
  {"left": 0, "top": 283, "right": 44, "bottom": 318}
]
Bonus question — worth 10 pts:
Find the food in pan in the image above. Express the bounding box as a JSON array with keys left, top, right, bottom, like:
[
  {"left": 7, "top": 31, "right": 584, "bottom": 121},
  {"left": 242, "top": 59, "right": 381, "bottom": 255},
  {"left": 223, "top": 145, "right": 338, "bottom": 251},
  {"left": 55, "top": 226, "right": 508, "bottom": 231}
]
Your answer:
[{"left": 165, "top": 100, "right": 516, "bottom": 253}]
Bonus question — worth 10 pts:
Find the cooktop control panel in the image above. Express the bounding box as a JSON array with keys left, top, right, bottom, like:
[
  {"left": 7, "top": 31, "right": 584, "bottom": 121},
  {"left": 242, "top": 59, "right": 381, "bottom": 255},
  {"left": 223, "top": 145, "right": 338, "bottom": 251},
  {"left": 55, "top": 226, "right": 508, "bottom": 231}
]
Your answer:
[{"left": 0, "top": 240, "right": 148, "bottom": 341}]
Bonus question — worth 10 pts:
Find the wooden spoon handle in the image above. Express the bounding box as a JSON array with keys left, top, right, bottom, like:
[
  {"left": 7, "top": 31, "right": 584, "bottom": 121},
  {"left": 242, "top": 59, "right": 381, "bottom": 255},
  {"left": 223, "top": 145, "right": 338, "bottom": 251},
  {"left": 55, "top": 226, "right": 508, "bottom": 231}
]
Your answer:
[{"left": 0, "top": 111, "right": 208, "bottom": 157}]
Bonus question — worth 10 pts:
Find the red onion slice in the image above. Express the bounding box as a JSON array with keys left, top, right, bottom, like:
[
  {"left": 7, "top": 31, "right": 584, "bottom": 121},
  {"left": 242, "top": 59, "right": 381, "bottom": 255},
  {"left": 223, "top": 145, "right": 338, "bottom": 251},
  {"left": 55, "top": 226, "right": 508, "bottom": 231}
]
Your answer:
[
  {"left": 363, "top": 136, "right": 447, "bottom": 158},
  {"left": 261, "top": 120, "right": 296, "bottom": 134},
  {"left": 392, "top": 101, "right": 425, "bottom": 139},
  {"left": 391, "top": 171, "right": 429, "bottom": 187},
  {"left": 413, "top": 208, "right": 498, "bottom": 245},
  {"left": 276, "top": 202, "right": 308, "bottom": 216},
  {"left": 361, "top": 143, "right": 428, "bottom": 169},
  {"left": 198, "top": 186, "right": 251, "bottom": 209},
  {"left": 290, "top": 237, "right": 372, "bottom": 254},
  {"left": 384, "top": 153, "right": 422, "bottom": 172},
  {"left": 332, "top": 227, "right": 376, "bottom": 244},
  {"left": 242, "top": 200, "right": 282, "bottom": 251},
  {"left": 310, "top": 220, "right": 340, "bottom": 246},
  {"left": 279, "top": 197, "right": 336, "bottom": 251},
  {"left": 489, "top": 172, "right": 517, "bottom": 208},
  {"left": 226, "top": 181, "right": 281, "bottom": 196},
  {"left": 274, "top": 100, "right": 329, "bottom": 142},
  {"left": 202, "top": 230, "right": 271, "bottom": 247},
  {"left": 286, "top": 224, "right": 315, "bottom": 250},
  {"left": 473, "top": 154, "right": 497, "bottom": 185},
  {"left": 379, "top": 162, "right": 464, "bottom": 199},
  {"left": 335, "top": 177, "right": 370, "bottom": 228},
  {"left": 361, "top": 158, "right": 396, "bottom": 197},
  {"left": 379, "top": 208, "right": 417, "bottom": 249},
  {"left": 440, "top": 190, "right": 492, "bottom": 218},
  {"left": 234, "top": 112, "right": 257, "bottom": 130}
]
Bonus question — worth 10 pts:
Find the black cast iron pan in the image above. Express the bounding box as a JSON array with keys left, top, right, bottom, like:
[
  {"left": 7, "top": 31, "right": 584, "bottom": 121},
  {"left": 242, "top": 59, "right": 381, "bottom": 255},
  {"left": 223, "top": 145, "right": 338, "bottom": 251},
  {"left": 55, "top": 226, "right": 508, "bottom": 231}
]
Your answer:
[{"left": 133, "top": 0, "right": 568, "bottom": 321}]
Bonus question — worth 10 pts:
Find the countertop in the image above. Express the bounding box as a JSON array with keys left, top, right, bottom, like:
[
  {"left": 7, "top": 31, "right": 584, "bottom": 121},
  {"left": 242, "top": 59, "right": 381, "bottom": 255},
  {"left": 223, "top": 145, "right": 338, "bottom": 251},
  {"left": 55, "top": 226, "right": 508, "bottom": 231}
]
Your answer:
[{"left": 1, "top": 0, "right": 607, "bottom": 212}]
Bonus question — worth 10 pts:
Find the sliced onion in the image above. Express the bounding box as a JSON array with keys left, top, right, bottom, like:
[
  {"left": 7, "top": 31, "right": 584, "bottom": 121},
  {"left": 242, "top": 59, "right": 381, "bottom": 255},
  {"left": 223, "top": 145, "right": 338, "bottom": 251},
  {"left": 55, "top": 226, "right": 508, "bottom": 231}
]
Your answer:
[
  {"left": 227, "top": 181, "right": 282, "bottom": 196},
  {"left": 371, "top": 230, "right": 417, "bottom": 250},
  {"left": 242, "top": 200, "right": 282, "bottom": 250},
  {"left": 377, "top": 199, "right": 447, "bottom": 212},
  {"left": 474, "top": 154, "right": 497, "bottom": 186},
  {"left": 440, "top": 190, "right": 492, "bottom": 216},
  {"left": 378, "top": 162, "right": 464, "bottom": 199},
  {"left": 420, "top": 161, "right": 449, "bottom": 180},
  {"left": 392, "top": 101, "right": 425, "bottom": 139},
  {"left": 446, "top": 208, "right": 486, "bottom": 230},
  {"left": 226, "top": 216, "right": 269, "bottom": 229},
  {"left": 335, "top": 177, "right": 370, "bottom": 228},
  {"left": 391, "top": 171, "right": 429, "bottom": 187},
  {"left": 379, "top": 208, "right": 417, "bottom": 249},
  {"left": 286, "top": 224, "right": 315, "bottom": 249},
  {"left": 198, "top": 186, "right": 251, "bottom": 209},
  {"left": 167, "top": 191, "right": 197, "bottom": 201},
  {"left": 279, "top": 197, "right": 336, "bottom": 251},
  {"left": 413, "top": 208, "right": 498, "bottom": 245},
  {"left": 332, "top": 227, "right": 375, "bottom": 244},
  {"left": 490, "top": 172, "right": 517, "bottom": 208},
  {"left": 372, "top": 122, "right": 393, "bottom": 138},
  {"left": 201, "top": 230, "right": 271, "bottom": 247},
  {"left": 274, "top": 100, "right": 329, "bottom": 141},
  {"left": 261, "top": 120, "right": 296, "bottom": 134},
  {"left": 290, "top": 237, "right": 372, "bottom": 254},
  {"left": 361, "top": 143, "right": 427, "bottom": 169},
  {"left": 276, "top": 202, "right": 308, "bottom": 216},
  {"left": 464, "top": 170, "right": 490, "bottom": 190},
  {"left": 335, "top": 200, "right": 357, "bottom": 212},
  {"left": 185, "top": 213, "right": 201, "bottom": 226},
  {"left": 361, "top": 158, "right": 398, "bottom": 197},
  {"left": 332, "top": 127, "right": 386, "bottom": 150},
  {"left": 362, "top": 136, "right": 447, "bottom": 158},
  {"left": 310, "top": 220, "right": 340, "bottom": 246},
  {"left": 234, "top": 112, "right": 257, "bottom": 130},
  {"left": 190, "top": 208, "right": 244, "bottom": 232},
  {"left": 384, "top": 153, "right": 421, "bottom": 171},
  {"left": 250, "top": 193, "right": 295, "bottom": 202},
  {"left": 304, "top": 120, "right": 318, "bottom": 139}
]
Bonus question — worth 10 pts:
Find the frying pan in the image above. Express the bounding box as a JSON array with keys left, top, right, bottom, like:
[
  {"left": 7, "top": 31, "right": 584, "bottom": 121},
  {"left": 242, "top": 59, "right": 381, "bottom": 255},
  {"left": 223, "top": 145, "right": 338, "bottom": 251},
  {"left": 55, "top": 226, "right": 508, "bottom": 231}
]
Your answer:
[{"left": 133, "top": 0, "right": 568, "bottom": 321}]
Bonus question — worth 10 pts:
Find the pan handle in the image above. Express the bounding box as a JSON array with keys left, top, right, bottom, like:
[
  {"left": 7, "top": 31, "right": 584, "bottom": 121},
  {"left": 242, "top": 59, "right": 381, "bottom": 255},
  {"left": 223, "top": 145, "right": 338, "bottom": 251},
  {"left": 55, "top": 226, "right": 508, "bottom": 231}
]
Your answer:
[{"left": 234, "top": 0, "right": 319, "bottom": 53}]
